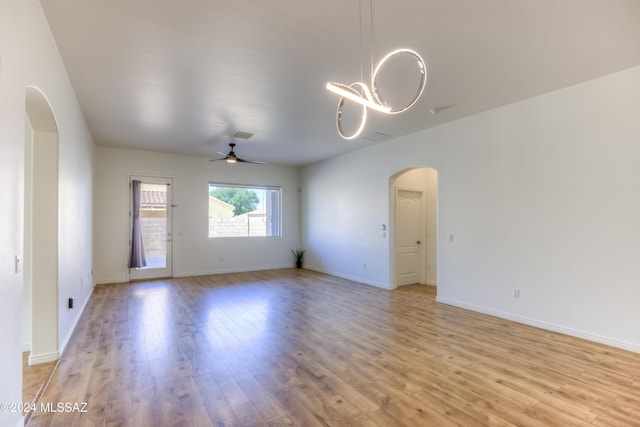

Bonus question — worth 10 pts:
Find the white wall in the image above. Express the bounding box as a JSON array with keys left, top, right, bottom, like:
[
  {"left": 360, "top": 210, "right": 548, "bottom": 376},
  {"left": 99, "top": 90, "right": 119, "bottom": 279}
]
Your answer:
[
  {"left": 23, "top": 119, "right": 33, "bottom": 351},
  {"left": 302, "top": 66, "right": 640, "bottom": 352},
  {"left": 0, "top": 0, "right": 95, "bottom": 425},
  {"left": 94, "top": 146, "right": 301, "bottom": 284},
  {"left": 301, "top": 144, "right": 399, "bottom": 288},
  {"left": 30, "top": 129, "right": 59, "bottom": 362}
]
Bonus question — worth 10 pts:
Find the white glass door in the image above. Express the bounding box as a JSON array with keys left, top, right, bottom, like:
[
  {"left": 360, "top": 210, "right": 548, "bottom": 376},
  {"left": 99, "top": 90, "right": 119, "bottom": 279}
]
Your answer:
[{"left": 129, "top": 176, "right": 173, "bottom": 280}]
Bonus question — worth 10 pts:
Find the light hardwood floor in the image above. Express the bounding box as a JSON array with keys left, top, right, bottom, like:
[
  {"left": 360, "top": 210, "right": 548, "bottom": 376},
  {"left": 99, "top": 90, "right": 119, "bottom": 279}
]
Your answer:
[
  {"left": 27, "top": 269, "right": 640, "bottom": 426},
  {"left": 22, "top": 352, "right": 57, "bottom": 424}
]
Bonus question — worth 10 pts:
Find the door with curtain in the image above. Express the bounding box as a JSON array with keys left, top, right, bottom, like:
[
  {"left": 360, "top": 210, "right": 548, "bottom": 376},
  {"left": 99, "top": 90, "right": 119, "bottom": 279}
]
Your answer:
[{"left": 129, "top": 176, "right": 173, "bottom": 280}]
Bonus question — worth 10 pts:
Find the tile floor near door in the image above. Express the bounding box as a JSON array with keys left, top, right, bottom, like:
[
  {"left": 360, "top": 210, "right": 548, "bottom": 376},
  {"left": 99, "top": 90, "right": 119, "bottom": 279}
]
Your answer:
[{"left": 27, "top": 269, "right": 640, "bottom": 426}]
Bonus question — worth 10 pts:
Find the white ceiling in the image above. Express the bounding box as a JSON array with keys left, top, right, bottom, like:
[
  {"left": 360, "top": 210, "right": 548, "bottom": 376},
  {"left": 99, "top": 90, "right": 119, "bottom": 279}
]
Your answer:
[{"left": 40, "top": 0, "right": 640, "bottom": 165}]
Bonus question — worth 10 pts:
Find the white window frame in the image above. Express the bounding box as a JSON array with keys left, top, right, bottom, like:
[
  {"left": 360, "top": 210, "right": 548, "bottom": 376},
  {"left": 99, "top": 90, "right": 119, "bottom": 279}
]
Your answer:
[{"left": 208, "top": 182, "right": 282, "bottom": 238}]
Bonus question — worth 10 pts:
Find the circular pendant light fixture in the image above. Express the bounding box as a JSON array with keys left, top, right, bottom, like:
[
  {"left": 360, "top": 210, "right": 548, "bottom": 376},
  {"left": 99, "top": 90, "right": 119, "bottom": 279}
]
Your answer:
[
  {"left": 371, "top": 48, "right": 427, "bottom": 114},
  {"left": 334, "top": 82, "right": 369, "bottom": 140},
  {"left": 326, "top": 1, "right": 427, "bottom": 140}
]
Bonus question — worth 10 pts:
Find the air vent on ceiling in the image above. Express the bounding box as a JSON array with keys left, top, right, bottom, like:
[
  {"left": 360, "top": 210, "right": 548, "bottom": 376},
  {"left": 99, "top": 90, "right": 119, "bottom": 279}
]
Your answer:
[
  {"left": 360, "top": 131, "right": 392, "bottom": 142},
  {"left": 233, "top": 131, "right": 254, "bottom": 139},
  {"left": 429, "top": 105, "right": 454, "bottom": 115}
]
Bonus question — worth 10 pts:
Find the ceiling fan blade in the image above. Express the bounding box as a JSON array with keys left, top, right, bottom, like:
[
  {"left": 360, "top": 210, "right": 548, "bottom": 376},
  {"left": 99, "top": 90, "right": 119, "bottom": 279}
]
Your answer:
[
  {"left": 210, "top": 142, "right": 263, "bottom": 164},
  {"left": 237, "top": 158, "right": 266, "bottom": 164}
]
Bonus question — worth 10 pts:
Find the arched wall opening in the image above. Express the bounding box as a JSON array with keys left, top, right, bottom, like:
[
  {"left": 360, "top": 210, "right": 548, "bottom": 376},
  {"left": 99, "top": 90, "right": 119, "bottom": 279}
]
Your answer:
[
  {"left": 24, "top": 86, "right": 60, "bottom": 365},
  {"left": 389, "top": 167, "right": 438, "bottom": 289}
]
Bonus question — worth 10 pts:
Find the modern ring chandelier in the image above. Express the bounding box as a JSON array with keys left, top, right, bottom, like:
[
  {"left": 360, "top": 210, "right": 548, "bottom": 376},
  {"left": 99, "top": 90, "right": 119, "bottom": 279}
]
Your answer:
[{"left": 326, "top": 0, "right": 427, "bottom": 140}]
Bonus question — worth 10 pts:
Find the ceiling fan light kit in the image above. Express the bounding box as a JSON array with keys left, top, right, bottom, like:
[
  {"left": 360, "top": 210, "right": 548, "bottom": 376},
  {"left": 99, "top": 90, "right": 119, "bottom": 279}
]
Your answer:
[
  {"left": 210, "top": 142, "right": 266, "bottom": 165},
  {"left": 326, "top": 0, "right": 427, "bottom": 140}
]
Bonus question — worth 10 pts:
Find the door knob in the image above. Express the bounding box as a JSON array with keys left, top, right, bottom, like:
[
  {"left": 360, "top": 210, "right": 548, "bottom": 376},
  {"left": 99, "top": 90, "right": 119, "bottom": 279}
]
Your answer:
[{"left": 417, "top": 240, "right": 421, "bottom": 244}]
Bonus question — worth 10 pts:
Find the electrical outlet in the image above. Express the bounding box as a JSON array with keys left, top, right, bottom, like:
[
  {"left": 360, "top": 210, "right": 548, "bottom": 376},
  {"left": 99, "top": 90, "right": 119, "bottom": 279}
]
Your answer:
[{"left": 513, "top": 289, "right": 520, "bottom": 298}]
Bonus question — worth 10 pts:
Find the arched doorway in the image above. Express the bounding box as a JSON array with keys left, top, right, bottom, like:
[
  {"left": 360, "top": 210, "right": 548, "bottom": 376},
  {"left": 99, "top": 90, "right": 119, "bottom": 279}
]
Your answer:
[
  {"left": 389, "top": 167, "right": 438, "bottom": 288},
  {"left": 24, "top": 87, "right": 59, "bottom": 365}
]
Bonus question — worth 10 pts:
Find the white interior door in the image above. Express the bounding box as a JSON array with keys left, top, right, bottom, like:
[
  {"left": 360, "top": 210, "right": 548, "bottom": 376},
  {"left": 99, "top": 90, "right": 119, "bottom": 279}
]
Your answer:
[
  {"left": 395, "top": 189, "right": 423, "bottom": 286},
  {"left": 129, "top": 176, "right": 173, "bottom": 280}
]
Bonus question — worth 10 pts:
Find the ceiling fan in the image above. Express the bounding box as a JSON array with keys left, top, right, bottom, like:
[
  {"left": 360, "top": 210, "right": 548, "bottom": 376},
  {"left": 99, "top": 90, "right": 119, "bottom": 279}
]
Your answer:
[{"left": 209, "top": 143, "right": 266, "bottom": 164}]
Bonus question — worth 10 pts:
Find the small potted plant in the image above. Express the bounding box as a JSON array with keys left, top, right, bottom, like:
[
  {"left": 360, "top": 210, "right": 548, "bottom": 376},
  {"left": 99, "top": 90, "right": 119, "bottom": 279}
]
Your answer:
[{"left": 292, "top": 248, "right": 305, "bottom": 268}]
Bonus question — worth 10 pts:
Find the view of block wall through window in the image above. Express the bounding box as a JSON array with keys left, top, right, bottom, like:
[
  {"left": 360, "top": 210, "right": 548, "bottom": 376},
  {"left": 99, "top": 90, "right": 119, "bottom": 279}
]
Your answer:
[
  {"left": 139, "top": 183, "right": 168, "bottom": 268},
  {"left": 208, "top": 183, "right": 281, "bottom": 238}
]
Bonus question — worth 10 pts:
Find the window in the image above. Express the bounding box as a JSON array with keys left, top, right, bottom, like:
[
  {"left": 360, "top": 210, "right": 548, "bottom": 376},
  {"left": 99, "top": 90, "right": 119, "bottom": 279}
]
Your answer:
[{"left": 208, "top": 183, "right": 281, "bottom": 238}]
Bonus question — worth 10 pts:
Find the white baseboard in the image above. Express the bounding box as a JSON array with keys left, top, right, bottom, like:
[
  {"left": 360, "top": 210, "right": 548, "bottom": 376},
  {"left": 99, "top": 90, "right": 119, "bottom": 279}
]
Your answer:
[
  {"left": 425, "top": 280, "right": 437, "bottom": 286},
  {"left": 22, "top": 342, "right": 30, "bottom": 352},
  {"left": 59, "top": 285, "right": 95, "bottom": 355},
  {"left": 304, "top": 265, "right": 391, "bottom": 290},
  {"left": 94, "top": 275, "right": 128, "bottom": 285},
  {"left": 99, "top": 265, "right": 306, "bottom": 284},
  {"left": 28, "top": 350, "right": 59, "bottom": 365},
  {"left": 436, "top": 296, "right": 640, "bottom": 354},
  {"left": 173, "top": 264, "right": 292, "bottom": 278}
]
